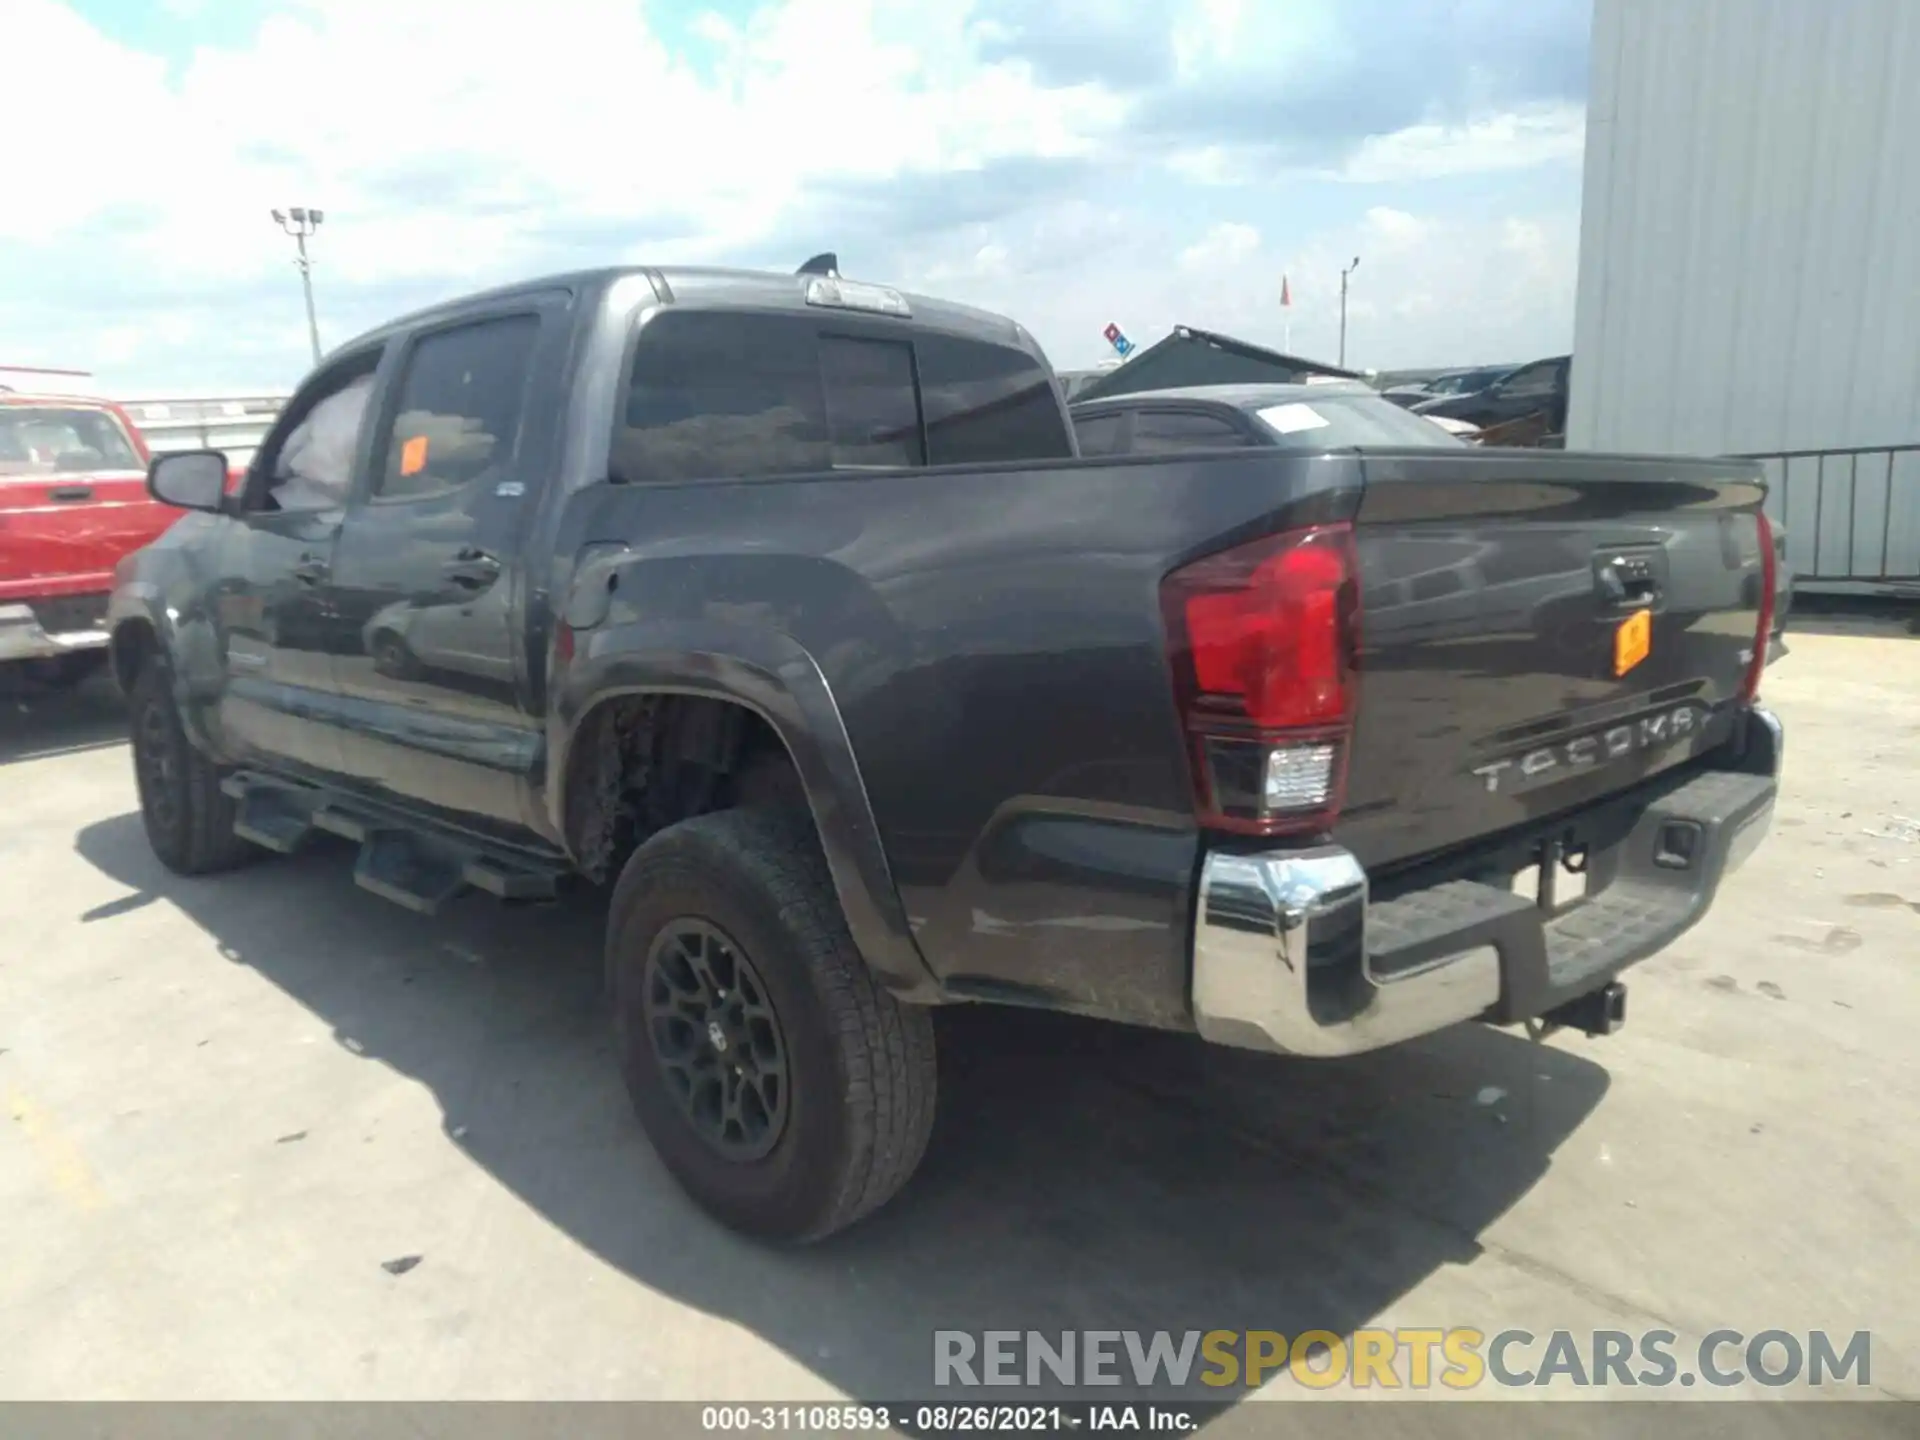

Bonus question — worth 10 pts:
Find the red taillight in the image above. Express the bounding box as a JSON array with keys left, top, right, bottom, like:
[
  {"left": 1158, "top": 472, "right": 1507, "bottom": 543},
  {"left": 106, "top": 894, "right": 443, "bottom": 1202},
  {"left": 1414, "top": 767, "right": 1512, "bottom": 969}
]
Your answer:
[
  {"left": 1742, "top": 510, "right": 1776, "bottom": 704},
  {"left": 1161, "top": 523, "right": 1361, "bottom": 836}
]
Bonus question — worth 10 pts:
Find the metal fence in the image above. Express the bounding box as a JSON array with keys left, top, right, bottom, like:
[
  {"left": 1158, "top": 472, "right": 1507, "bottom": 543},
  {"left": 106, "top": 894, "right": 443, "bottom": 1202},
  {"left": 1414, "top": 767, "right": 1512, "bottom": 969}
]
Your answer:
[{"left": 1735, "top": 443, "right": 1920, "bottom": 590}]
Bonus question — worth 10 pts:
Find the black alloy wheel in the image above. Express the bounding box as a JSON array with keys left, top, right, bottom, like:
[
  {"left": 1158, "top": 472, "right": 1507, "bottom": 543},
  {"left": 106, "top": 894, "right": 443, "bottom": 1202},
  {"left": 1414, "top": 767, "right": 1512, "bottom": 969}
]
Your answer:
[{"left": 641, "top": 918, "right": 791, "bottom": 1162}]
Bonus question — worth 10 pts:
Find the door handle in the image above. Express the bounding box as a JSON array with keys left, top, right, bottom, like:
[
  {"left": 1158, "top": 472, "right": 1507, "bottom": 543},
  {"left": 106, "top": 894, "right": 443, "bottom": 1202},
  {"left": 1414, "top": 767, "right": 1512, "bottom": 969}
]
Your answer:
[
  {"left": 49, "top": 486, "right": 94, "bottom": 503},
  {"left": 442, "top": 548, "right": 502, "bottom": 588},
  {"left": 292, "top": 555, "right": 329, "bottom": 584},
  {"left": 1595, "top": 553, "right": 1662, "bottom": 609}
]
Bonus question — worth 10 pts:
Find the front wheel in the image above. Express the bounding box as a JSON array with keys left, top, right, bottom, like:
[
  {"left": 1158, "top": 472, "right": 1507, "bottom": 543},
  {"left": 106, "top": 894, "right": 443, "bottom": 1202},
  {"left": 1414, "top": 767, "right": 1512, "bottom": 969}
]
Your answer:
[
  {"left": 608, "top": 807, "right": 937, "bottom": 1242},
  {"left": 128, "top": 661, "right": 258, "bottom": 875}
]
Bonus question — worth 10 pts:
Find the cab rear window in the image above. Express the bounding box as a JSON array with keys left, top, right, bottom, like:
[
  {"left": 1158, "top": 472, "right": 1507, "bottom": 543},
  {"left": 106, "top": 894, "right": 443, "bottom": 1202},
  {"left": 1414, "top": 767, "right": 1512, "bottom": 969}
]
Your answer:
[{"left": 612, "top": 311, "right": 1071, "bottom": 483}]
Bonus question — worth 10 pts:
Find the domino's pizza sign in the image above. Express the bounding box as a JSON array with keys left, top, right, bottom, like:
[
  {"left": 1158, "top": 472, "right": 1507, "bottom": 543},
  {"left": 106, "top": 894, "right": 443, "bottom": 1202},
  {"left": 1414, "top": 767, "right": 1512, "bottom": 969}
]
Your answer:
[{"left": 1102, "top": 322, "right": 1135, "bottom": 358}]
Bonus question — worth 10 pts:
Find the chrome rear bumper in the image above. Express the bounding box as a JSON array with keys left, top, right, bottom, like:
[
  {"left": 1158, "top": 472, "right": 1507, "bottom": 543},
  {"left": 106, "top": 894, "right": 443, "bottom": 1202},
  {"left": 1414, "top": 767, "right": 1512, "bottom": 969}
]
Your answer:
[
  {"left": 1192, "top": 847, "right": 1500, "bottom": 1058},
  {"left": 1191, "top": 707, "right": 1783, "bottom": 1060},
  {"left": 0, "top": 603, "right": 109, "bottom": 663}
]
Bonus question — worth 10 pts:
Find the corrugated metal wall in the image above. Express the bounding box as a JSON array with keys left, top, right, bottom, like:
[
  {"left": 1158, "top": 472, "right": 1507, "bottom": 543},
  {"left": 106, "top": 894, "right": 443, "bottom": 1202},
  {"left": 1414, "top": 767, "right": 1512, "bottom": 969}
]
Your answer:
[{"left": 1569, "top": 0, "right": 1920, "bottom": 587}]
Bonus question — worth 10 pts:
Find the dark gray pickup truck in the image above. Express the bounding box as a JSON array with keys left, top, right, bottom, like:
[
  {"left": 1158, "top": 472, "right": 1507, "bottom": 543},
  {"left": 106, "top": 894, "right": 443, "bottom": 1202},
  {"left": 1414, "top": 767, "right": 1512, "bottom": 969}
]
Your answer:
[{"left": 111, "top": 262, "right": 1784, "bottom": 1242}]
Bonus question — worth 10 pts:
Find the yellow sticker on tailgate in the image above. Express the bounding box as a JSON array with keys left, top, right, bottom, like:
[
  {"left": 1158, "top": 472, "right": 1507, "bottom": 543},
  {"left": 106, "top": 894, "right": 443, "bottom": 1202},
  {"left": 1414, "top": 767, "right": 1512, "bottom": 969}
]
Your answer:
[{"left": 1614, "top": 608, "right": 1652, "bottom": 677}]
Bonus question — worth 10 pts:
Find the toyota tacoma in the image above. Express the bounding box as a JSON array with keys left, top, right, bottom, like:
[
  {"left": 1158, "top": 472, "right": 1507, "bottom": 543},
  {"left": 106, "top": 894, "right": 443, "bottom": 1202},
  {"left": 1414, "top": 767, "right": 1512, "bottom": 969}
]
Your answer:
[{"left": 111, "top": 262, "right": 1784, "bottom": 1242}]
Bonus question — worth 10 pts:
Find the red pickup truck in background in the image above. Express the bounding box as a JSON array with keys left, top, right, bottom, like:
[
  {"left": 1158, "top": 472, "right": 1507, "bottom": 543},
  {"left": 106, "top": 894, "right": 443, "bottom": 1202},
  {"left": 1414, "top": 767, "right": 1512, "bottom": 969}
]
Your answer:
[{"left": 1, "top": 389, "right": 181, "bottom": 688}]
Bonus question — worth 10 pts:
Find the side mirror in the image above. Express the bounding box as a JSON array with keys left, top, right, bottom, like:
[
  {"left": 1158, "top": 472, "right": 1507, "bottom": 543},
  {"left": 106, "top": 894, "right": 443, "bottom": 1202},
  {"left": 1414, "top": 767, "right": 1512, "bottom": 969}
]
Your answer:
[{"left": 148, "top": 450, "right": 231, "bottom": 513}]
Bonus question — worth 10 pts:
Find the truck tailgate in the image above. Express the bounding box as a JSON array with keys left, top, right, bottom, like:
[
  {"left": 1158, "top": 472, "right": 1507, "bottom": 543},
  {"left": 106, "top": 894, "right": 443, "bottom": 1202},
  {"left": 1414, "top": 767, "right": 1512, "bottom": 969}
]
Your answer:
[
  {"left": 0, "top": 471, "right": 174, "bottom": 599},
  {"left": 1337, "top": 449, "right": 1770, "bottom": 872}
]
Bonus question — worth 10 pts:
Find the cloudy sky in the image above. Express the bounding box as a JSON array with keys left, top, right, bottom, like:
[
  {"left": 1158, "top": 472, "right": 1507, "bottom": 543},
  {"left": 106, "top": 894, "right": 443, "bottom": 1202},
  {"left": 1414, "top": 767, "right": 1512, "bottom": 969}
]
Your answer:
[{"left": 6, "top": 0, "right": 1591, "bottom": 393}]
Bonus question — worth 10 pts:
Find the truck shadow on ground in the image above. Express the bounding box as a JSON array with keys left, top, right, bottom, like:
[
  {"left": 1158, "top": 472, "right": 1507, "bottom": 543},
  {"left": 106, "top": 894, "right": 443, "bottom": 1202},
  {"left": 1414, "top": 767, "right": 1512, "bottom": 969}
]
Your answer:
[
  {"left": 0, "top": 672, "right": 126, "bottom": 767},
  {"left": 77, "top": 811, "right": 1611, "bottom": 1407}
]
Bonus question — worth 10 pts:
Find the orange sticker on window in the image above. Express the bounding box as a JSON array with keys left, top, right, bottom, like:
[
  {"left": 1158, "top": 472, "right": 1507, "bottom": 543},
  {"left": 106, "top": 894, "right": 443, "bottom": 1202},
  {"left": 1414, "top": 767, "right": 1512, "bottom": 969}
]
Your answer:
[
  {"left": 400, "top": 435, "right": 429, "bottom": 476},
  {"left": 1614, "top": 608, "right": 1652, "bottom": 677}
]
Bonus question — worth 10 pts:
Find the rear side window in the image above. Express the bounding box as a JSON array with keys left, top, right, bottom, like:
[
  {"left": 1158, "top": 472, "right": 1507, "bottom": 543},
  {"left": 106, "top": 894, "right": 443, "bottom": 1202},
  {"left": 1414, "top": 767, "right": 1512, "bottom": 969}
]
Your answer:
[
  {"left": 379, "top": 315, "right": 539, "bottom": 500},
  {"left": 1125, "top": 410, "right": 1253, "bottom": 454},
  {"left": 1072, "top": 412, "right": 1124, "bottom": 456},
  {"left": 618, "top": 313, "right": 829, "bottom": 483},
  {"left": 914, "top": 334, "right": 1073, "bottom": 466},
  {"left": 819, "top": 336, "right": 923, "bottom": 468},
  {"left": 615, "top": 312, "right": 1070, "bottom": 481}
]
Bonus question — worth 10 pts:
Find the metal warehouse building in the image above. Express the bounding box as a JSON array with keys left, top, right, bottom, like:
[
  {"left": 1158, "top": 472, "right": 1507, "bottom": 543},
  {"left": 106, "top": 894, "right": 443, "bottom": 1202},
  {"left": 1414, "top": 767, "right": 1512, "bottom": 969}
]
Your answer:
[{"left": 1568, "top": 0, "right": 1920, "bottom": 594}]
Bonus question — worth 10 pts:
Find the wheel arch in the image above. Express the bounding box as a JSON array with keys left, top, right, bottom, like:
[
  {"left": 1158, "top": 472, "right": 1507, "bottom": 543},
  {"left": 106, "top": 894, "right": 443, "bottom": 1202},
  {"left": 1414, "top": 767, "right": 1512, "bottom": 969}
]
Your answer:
[
  {"left": 550, "top": 622, "right": 939, "bottom": 1001},
  {"left": 109, "top": 614, "right": 159, "bottom": 695}
]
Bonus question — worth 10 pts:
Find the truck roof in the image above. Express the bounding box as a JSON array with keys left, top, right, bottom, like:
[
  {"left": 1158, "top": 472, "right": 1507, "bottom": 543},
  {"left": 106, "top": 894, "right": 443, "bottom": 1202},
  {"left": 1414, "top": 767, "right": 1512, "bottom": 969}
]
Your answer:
[
  {"left": 337, "top": 265, "right": 1036, "bottom": 360},
  {"left": 0, "top": 391, "right": 125, "bottom": 410}
]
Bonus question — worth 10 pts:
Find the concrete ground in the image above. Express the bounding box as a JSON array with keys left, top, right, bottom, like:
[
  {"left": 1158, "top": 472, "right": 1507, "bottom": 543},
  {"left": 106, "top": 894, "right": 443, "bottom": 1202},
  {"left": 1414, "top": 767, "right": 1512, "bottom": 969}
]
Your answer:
[{"left": 1, "top": 627, "right": 1916, "bottom": 1409}]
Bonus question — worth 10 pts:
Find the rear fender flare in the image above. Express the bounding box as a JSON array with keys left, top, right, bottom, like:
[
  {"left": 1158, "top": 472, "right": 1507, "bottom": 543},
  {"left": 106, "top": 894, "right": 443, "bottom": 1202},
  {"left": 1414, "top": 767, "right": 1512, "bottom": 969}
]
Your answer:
[{"left": 550, "top": 619, "right": 939, "bottom": 1000}]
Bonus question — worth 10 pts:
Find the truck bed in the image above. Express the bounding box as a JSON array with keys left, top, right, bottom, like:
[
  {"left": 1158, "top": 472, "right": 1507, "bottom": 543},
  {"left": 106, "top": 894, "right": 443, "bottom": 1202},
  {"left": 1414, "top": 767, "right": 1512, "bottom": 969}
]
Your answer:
[{"left": 565, "top": 442, "right": 1772, "bottom": 1029}]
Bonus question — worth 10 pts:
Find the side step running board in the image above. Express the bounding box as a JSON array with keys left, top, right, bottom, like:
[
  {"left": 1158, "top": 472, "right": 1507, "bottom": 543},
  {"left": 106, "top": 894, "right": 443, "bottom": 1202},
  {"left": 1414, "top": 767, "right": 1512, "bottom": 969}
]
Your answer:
[{"left": 221, "top": 773, "right": 568, "bottom": 916}]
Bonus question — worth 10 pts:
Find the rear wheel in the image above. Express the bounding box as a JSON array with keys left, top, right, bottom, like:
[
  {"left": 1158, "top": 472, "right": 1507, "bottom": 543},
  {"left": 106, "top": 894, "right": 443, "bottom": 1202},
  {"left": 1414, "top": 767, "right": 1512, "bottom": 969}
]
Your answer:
[
  {"left": 128, "top": 661, "right": 257, "bottom": 875},
  {"left": 369, "top": 630, "right": 417, "bottom": 681},
  {"left": 608, "top": 807, "right": 937, "bottom": 1242}
]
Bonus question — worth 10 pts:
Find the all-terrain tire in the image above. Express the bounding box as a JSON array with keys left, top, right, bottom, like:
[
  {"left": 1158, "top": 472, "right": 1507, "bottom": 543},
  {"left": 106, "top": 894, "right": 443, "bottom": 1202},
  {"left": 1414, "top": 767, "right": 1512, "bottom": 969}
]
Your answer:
[
  {"left": 128, "top": 660, "right": 258, "bottom": 875},
  {"left": 608, "top": 807, "right": 937, "bottom": 1242}
]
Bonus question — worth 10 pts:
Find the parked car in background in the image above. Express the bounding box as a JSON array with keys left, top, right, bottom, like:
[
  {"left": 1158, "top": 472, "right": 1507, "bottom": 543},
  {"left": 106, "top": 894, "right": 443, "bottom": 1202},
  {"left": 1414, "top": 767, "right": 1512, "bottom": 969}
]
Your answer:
[
  {"left": 1378, "top": 381, "right": 1440, "bottom": 407},
  {"left": 1, "top": 391, "right": 177, "bottom": 687},
  {"left": 1413, "top": 354, "right": 1570, "bottom": 438},
  {"left": 1068, "top": 379, "right": 1484, "bottom": 456},
  {"left": 1380, "top": 365, "right": 1511, "bottom": 409},
  {"left": 1423, "top": 365, "right": 1513, "bottom": 400}
]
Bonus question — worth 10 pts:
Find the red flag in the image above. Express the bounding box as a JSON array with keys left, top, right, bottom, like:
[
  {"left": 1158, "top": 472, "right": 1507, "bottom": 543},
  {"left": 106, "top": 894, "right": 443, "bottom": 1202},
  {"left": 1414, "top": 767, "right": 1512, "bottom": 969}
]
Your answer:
[{"left": 1281, "top": 275, "right": 1292, "bottom": 307}]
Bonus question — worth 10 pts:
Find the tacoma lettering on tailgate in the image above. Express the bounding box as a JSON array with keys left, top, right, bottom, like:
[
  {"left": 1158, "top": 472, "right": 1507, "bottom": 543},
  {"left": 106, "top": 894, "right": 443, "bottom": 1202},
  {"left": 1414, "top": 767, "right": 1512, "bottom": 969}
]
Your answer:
[{"left": 1471, "top": 703, "right": 1709, "bottom": 797}]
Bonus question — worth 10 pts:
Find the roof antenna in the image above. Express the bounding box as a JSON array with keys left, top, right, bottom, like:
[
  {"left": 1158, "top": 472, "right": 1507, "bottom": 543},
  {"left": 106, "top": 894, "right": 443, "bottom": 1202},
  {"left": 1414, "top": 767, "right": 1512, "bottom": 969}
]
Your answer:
[{"left": 797, "top": 252, "right": 840, "bottom": 278}]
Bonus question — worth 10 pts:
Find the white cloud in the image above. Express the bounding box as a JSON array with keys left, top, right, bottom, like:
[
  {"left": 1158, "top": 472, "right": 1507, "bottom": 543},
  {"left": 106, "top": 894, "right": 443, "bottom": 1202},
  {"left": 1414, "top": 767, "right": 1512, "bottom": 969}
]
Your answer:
[
  {"left": 8, "top": 0, "right": 1116, "bottom": 278},
  {"left": 2, "top": 0, "right": 1586, "bottom": 391},
  {"left": 1177, "top": 221, "right": 1261, "bottom": 271},
  {"left": 1340, "top": 102, "right": 1587, "bottom": 182},
  {"left": 1165, "top": 102, "right": 1586, "bottom": 190},
  {"left": 1360, "top": 207, "right": 1426, "bottom": 252},
  {"left": 1173, "top": 0, "right": 1249, "bottom": 76}
]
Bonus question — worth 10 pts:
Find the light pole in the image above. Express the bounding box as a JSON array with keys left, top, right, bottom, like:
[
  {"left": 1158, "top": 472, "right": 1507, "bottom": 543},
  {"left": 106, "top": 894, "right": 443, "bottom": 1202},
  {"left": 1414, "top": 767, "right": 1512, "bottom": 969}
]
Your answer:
[
  {"left": 271, "top": 207, "right": 326, "bottom": 367},
  {"left": 1338, "top": 255, "right": 1360, "bottom": 369}
]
